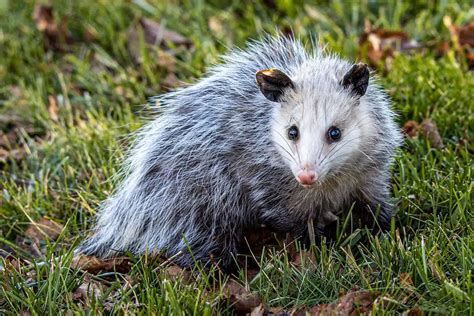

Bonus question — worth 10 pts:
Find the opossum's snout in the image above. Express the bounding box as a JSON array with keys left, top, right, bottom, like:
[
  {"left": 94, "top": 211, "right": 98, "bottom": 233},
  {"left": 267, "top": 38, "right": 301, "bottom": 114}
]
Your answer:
[{"left": 296, "top": 164, "right": 318, "bottom": 187}]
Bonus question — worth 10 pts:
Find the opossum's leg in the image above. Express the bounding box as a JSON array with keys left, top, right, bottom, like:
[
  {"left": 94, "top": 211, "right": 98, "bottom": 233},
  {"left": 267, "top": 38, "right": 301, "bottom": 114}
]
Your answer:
[
  {"left": 175, "top": 229, "right": 241, "bottom": 273},
  {"left": 351, "top": 195, "right": 394, "bottom": 233},
  {"left": 258, "top": 208, "right": 307, "bottom": 236}
]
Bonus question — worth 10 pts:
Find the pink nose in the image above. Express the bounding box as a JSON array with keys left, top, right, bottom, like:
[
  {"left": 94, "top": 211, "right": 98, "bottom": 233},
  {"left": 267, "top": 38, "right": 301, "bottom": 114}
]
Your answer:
[{"left": 297, "top": 170, "right": 317, "bottom": 185}]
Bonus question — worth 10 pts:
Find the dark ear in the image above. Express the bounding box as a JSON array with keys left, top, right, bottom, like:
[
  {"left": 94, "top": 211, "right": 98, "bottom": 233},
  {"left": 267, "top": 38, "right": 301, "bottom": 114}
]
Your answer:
[
  {"left": 256, "top": 68, "right": 294, "bottom": 102},
  {"left": 341, "top": 63, "right": 370, "bottom": 96}
]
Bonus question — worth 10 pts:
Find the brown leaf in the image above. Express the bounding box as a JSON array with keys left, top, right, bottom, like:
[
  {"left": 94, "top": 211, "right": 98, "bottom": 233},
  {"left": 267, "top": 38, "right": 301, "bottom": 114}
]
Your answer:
[
  {"left": 140, "top": 18, "right": 191, "bottom": 47},
  {"left": 0, "top": 114, "right": 38, "bottom": 161},
  {"left": 208, "top": 16, "right": 224, "bottom": 37},
  {"left": 307, "top": 290, "right": 381, "bottom": 315},
  {"left": 250, "top": 303, "right": 266, "bottom": 316},
  {"left": 72, "top": 274, "right": 106, "bottom": 305},
  {"left": 223, "top": 279, "right": 262, "bottom": 313},
  {"left": 32, "top": 5, "right": 54, "bottom": 32},
  {"left": 32, "top": 4, "right": 72, "bottom": 51},
  {"left": 399, "top": 272, "right": 414, "bottom": 288},
  {"left": 289, "top": 306, "right": 309, "bottom": 316},
  {"left": 48, "top": 95, "right": 59, "bottom": 122},
  {"left": 443, "top": 17, "right": 474, "bottom": 69},
  {"left": 25, "top": 217, "right": 63, "bottom": 244},
  {"left": 127, "top": 17, "right": 192, "bottom": 64},
  {"left": 458, "top": 22, "right": 474, "bottom": 47},
  {"left": 163, "top": 264, "right": 191, "bottom": 283},
  {"left": 359, "top": 21, "right": 420, "bottom": 70},
  {"left": 157, "top": 51, "right": 177, "bottom": 72},
  {"left": 420, "top": 119, "right": 445, "bottom": 149},
  {"left": 406, "top": 307, "right": 424, "bottom": 316},
  {"left": 162, "top": 73, "right": 180, "bottom": 89},
  {"left": 0, "top": 147, "right": 28, "bottom": 164},
  {"left": 71, "top": 255, "right": 131, "bottom": 274},
  {"left": 291, "top": 250, "right": 317, "bottom": 269},
  {"left": 402, "top": 120, "right": 420, "bottom": 138},
  {"left": 267, "top": 306, "right": 286, "bottom": 315}
]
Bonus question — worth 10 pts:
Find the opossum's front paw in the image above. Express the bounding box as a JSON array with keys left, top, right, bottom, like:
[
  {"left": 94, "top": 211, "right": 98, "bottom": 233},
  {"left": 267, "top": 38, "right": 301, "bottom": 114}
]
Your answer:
[{"left": 353, "top": 199, "right": 393, "bottom": 234}]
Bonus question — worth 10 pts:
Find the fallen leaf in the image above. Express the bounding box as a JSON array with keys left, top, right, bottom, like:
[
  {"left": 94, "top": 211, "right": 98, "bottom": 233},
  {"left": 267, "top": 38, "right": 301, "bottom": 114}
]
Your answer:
[
  {"left": 304, "top": 290, "right": 381, "bottom": 315},
  {"left": 32, "top": 4, "right": 72, "bottom": 51},
  {"left": 208, "top": 16, "right": 225, "bottom": 37},
  {"left": 420, "top": 119, "right": 445, "bottom": 149},
  {"left": 402, "top": 120, "right": 420, "bottom": 138},
  {"left": 359, "top": 20, "right": 421, "bottom": 70},
  {"left": 127, "top": 17, "right": 192, "bottom": 64},
  {"left": 406, "top": 307, "right": 424, "bottom": 316},
  {"left": 250, "top": 303, "right": 266, "bottom": 316},
  {"left": 73, "top": 274, "right": 106, "bottom": 305},
  {"left": 458, "top": 22, "right": 474, "bottom": 47},
  {"left": 291, "top": 250, "right": 316, "bottom": 269},
  {"left": 399, "top": 272, "right": 414, "bottom": 288},
  {"left": 157, "top": 51, "right": 177, "bottom": 72},
  {"left": 71, "top": 255, "right": 131, "bottom": 274},
  {"left": 443, "top": 17, "right": 474, "bottom": 69},
  {"left": 140, "top": 17, "right": 191, "bottom": 47},
  {"left": 223, "top": 279, "right": 262, "bottom": 313},
  {"left": 267, "top": 306, "right": 286, "bottom": 315},
  {"left": 163, "top": 264, "right": 191, "bottom": 282},
  {"left": 289, "top": 306, "right": 309, "bottom": 316},
  {"left": 48, "top": 95, "right": 59, "bottom": 122},
  {"left": 161, "top": 73, "right": 180, "bottom": 89},
  {"left": 25, "top": 217, "right": 63, "bottom": 244},
  {"left": 0, "top": 147, "right": 27, "bottom": 164},
  {"left": 84, "top": 24, "right": 98, "bottom": 42}
]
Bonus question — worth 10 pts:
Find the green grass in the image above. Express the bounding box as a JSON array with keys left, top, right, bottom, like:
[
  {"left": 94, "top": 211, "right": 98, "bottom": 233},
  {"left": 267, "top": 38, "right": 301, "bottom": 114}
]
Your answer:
[{"left": 0, "top": 0, "right": 473, "bottom": 314}]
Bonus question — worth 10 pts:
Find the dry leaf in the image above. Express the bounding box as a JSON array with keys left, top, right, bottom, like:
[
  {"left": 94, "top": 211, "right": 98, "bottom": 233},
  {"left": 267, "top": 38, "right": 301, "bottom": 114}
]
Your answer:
[
  {"left": 162, "top": 73, "right": 180, "bottom": 88},
  {"left": 406, "top": 307, "right": 424, "bottom": 316},
  {"left": 139, "top": 17, "right": 191, "bottom": 47},
  {"left": 32, "top": 4, "right": 72, "bottom": 51},
  {"left": 302, "top": 290, "right": 381, "bottom": 315},
  {"left": 223, "top": 279, "right": 262, "bottom": 313},
  {"left": 250, "top": 303, "right": 266, "bottom": 316},
  {"left": 208, "top": 16, "right": 224, "bottom": 36},
  {"left": 157, "top": 51, "right": 177, "bottom": 72},
  {"left": 420, "top": 119, "right": 445, "bottom": 149},
  {"left": 73, "top": 274, "right": 106, "bottom": 305},
  {"left": 291, "top": 250, "right": 316, "bottom": 269},
  {"left": 48, "top": 95, "right": 59, "bottom": 122},
  {"left": 25, "top": 217, "right": 63, "bottom": 244},
  {"left": 163, "top": 264, "right": 191, "bottom": 282},
  {"left": 267, "top": 306, "right": 286, "bottom": 315},
  {"left": 443, "top": 17, "right": 474, "bottom": 69},
  {"left": 400, "top": 272, "right": 414, "bottom": 288},
  {"left": 289, "top": 306, "right": 309, "bottom": 316},
  {"left": 458, "top": 22, "right": 474, "bottom": 47},
  {"left": 71, "top": 254, "right": 131, "bottom": 274},
  {"left": 127, "top": 17, "right": 192, "bottom": 64},
  {"left": 359, "top": 21, "right": 420, "bottom": 70},
  {"left": 403, "top": 120, "right": 420, "bottom": 138}
]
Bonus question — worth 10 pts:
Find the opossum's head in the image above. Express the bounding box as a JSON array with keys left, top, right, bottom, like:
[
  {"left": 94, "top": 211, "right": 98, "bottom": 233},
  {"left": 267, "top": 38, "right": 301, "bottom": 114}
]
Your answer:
[{"left": 256, "top": 62, "right": 376, "bottom": 188}]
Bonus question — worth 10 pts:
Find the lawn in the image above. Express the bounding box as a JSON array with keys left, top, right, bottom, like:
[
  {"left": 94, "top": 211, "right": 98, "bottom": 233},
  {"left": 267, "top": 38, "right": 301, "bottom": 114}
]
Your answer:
[{"left": 0, "top": 0, "right": 473, "bottom": 314}]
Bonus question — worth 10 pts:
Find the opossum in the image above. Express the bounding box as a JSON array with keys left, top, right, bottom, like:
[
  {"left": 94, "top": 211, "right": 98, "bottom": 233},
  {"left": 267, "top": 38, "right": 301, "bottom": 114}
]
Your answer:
[{"left": 78, "top": 35, "right": 402, "bottom": 269}]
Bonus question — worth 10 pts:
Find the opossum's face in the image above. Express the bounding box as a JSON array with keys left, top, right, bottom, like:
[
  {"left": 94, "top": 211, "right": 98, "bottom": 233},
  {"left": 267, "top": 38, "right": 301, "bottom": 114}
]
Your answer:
[{"left": 256, "top": 63, "right": 373, "bottom": 188}]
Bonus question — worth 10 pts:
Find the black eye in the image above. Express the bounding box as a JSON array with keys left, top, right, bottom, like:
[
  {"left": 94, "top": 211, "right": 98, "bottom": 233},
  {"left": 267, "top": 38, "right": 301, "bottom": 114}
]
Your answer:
[
  {"left": 328, "top": 126, "right": 341, "bottom": 142},
  {"left": 287, "top": 125, "right": 299, "bottom": 141}
]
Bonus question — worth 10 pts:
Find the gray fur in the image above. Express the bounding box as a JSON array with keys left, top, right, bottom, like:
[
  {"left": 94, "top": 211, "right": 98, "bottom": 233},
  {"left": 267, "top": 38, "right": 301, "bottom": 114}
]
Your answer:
[{"left": 78, "top": 35, "right": 402, "bottom": 268}]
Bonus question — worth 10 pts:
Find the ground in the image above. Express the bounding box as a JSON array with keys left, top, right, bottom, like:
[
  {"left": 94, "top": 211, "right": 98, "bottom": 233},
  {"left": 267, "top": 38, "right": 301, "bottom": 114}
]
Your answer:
[{"left": 0, "top": 0, "right": 473, "bottom": 315}]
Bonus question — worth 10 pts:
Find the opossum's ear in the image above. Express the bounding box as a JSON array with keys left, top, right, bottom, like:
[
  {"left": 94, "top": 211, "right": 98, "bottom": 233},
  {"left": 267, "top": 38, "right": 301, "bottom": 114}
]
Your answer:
[
  {"left": 256, "top": 68, "right": 294, "bottom": 102},
  {"left": 341, "top": 63, "right": 370, "bottom": 96}
]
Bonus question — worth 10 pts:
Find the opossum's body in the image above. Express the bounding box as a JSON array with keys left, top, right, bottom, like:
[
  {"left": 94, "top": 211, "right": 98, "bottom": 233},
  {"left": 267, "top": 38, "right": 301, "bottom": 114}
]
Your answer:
[{"left": 79, "top": 36, "right": 402, "bottom": 268}]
